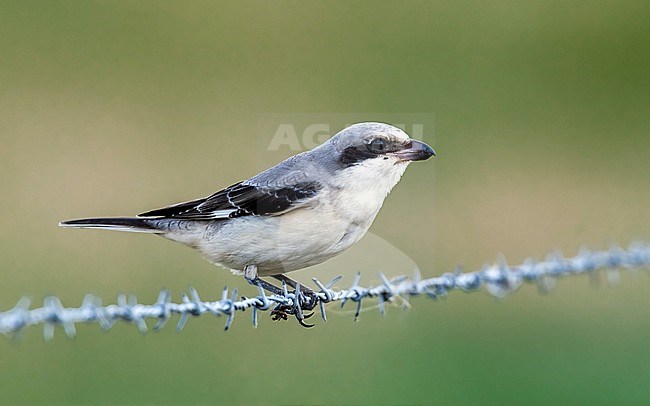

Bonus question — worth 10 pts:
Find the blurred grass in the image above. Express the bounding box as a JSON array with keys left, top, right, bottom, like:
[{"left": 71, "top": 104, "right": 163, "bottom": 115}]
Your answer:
[{"left": 0, "top": 1, "right": 649, "bottom": 404}]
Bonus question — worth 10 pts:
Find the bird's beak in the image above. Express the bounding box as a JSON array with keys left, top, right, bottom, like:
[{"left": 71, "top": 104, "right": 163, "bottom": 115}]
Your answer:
[{"left": 392, "top": 140, "right": 436, "bottom": 162}]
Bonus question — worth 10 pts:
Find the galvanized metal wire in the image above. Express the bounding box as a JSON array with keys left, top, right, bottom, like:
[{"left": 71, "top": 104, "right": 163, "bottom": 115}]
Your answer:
[{"left": 1, "top": 243, "right": 649, "bottom": 339}]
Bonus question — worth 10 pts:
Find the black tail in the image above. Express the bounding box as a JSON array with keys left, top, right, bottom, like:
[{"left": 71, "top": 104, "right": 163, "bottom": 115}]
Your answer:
[{"left": 59, "top": 217, "right": 161, "bottom": 233}]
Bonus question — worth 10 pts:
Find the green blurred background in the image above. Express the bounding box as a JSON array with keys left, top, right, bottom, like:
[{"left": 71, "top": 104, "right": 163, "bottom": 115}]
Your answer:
[{"left": 1, "top": 1, "right": 649, "bottom": 404}]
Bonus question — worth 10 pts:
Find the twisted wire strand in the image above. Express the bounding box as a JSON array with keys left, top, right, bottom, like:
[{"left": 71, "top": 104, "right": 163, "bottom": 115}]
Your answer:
[{"left": 1, "top": 243, "right": 649, "bottom": 339}]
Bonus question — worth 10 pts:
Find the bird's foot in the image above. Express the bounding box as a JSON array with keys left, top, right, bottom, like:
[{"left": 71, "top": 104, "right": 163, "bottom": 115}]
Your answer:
[
  {"left": 247, "top": 271, "right": 321, "bottom": 328},
  {"left": 270, "top": 274, "right": 319, "bottom": 309},
  {"left": 296, "top": 286, "right": 319, "bottom": 311}
]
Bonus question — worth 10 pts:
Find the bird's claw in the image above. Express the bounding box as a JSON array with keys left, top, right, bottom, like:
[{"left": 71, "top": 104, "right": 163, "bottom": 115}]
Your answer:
[
  {"left": 297, "top": 317, "right": 315, "bottom": 328},
  {"left": 294, "top": 306, "right": 315, "bottom": 328}
]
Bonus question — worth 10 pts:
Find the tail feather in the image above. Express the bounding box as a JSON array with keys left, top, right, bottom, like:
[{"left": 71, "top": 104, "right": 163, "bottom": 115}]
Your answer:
[{"left": 59, "top": 217, "right": 161, "bottom": 233}]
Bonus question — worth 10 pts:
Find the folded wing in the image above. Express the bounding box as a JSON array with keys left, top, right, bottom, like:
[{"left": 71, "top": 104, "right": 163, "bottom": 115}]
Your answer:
[{"left": 138, "top": 181, "right": 322, "bottom": 220}]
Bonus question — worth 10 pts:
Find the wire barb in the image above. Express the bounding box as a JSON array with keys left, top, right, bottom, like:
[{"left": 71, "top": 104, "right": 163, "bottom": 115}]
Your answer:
[{"left": 1, "top": 243, "right": 648, "bottom": 339}]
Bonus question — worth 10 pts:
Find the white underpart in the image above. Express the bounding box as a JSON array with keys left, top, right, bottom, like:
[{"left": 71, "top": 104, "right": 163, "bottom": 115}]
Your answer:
[{"left": 163, "top": 155, "right": 411, "bottom": 276}]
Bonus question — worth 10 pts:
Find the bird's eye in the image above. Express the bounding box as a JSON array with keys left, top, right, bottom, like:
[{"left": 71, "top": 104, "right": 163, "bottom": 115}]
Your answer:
[{"left": 368, "top": 138, "right": 387, "bottom": 154}]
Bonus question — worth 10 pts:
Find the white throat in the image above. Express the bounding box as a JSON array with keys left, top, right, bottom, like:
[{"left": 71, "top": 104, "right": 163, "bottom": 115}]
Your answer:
[{"left": 332, "top": 157, "right": 410, "bottom": 225}]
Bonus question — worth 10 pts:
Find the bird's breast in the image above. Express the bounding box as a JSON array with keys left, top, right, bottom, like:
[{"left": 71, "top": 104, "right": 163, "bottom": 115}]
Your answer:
[{"left": 186, "top": 181, "right": 392, "bottom": 275}]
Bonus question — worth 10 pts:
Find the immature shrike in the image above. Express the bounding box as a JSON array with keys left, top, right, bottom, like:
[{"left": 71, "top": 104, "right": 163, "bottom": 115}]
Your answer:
[{"left": 61, "top": 122, "right": 435, "bottom": 325}]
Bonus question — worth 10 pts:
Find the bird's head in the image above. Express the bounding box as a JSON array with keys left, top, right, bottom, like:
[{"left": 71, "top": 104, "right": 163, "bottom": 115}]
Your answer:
[
  {"left": 324, "top": 122, "right": 435, "bottom": 193},
  {"left": 330, "top": 122, "right": 435, "bottom": 167}
]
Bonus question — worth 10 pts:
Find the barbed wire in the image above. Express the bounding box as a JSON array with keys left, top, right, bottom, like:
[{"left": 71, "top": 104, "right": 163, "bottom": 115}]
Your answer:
[{"left": 1, "top": 243, "right": 649, "bottom": 339}]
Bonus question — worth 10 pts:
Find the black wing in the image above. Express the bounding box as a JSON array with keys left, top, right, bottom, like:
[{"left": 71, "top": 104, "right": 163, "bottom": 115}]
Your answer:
[{"left": 138, "top": 181, "right": 322, "bottom": 220}]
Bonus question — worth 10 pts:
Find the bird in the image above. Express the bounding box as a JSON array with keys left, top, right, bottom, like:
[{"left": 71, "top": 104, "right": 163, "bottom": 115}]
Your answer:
[{"left": 60, "top": 122, "right": 435, "bottom": 326}]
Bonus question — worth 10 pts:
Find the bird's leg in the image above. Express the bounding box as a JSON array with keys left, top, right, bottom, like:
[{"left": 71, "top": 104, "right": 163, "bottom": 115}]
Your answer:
[
  {"left": 270, "top": 273, "right": 300, "bottom": 289},
  {"left": 243, "top": 265, "right": 283, "bottom": 296}
]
